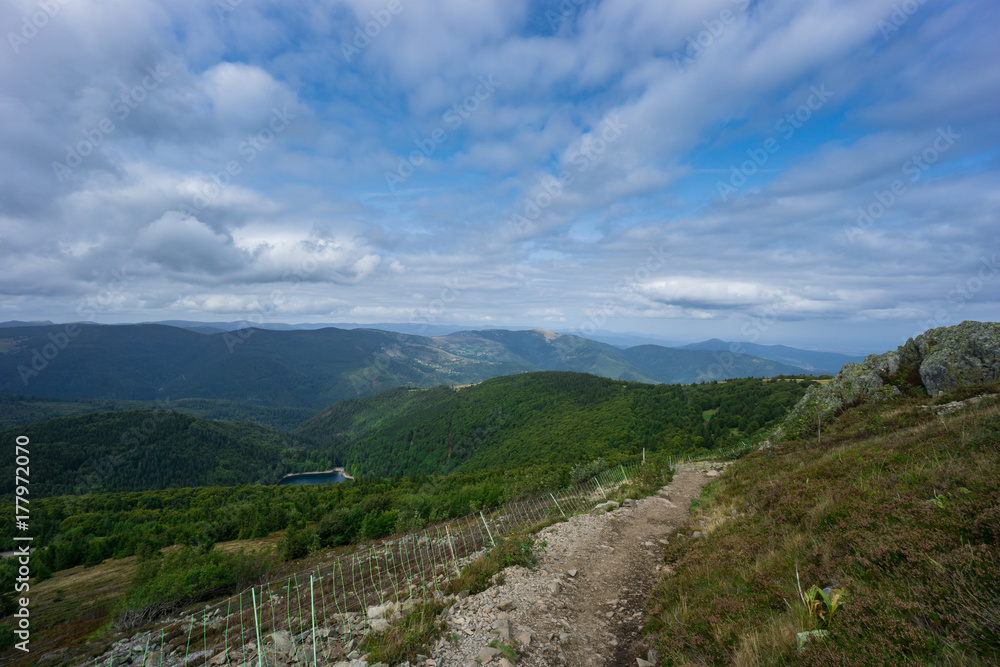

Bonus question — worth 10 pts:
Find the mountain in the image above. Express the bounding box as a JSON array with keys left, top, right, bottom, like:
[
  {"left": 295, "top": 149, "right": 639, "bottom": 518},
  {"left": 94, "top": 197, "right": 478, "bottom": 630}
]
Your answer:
[
  {"left": 0, "top": 409, "right": 329, "bottom": 497},
  {"left": 295, "top": 371, "right": 812, "bottom": 478},
  {"left": 682, "top": 338, "right": 863, "bottom": 374},
  {"left": 1, "top": 324, "right": 814, "bottom": 408}
]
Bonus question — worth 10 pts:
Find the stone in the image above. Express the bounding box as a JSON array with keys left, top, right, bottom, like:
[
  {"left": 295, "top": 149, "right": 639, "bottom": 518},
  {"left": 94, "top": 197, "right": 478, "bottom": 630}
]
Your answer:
[
  {"left": 548, "top": 581, "right": 562, "bottom": 594},
  {"left": 567, "top": 569, "right": 577, "bottom": 577},
  {"left": 498, "top": 659, "right": 514, "bottom": 667},
  {"left": 492, "top": 618, "right": 513, "bottom": 641},
  {"left": 270, "top": 631, "right": 292, "bottom": 654},
  {"left": 516, "top": 631, "right": 533, "bottom": 646},
  {"left": 478, "top": 646, "right": 502, "bottom": 663},
  {"left": 369, "top": 618, "right": 391, "bottom": 633},
  {"left": 636, "top": 659, "right": 654, "bottom": 667},
  {"left": 648, "top": 648, "right": 660, "bottom": 664},
  {"left": 705, "top": 469, "right": 720, "bottom": 478},
  {"left": 796, "top": 629, "right": 829, "bottom": 651},
  {"left": 591, "top": 500, "right": 620, "bottom": 514},
  {"left": 497, "top": 600, "right": 516, "bottom": 611}
]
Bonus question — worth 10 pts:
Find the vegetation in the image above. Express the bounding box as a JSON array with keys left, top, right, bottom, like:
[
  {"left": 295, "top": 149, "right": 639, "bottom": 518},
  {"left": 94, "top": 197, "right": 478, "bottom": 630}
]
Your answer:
[
  {"left": 298, "top": 372, "right": 813, "bottom": 477},
  {"left": 0, "top": 324, "right": 813, "bottom": 407},
  {"left": 0, "top": 465, "right": 572, "bottom": 576},
  {"left": 0, "top": 409, "right": 331, "bottom": 497},
  {"left": 360, "top": 600, "right": 448, "bottom": 665},
  {"left": 645, "top": 380, "right": 1000, "bottom": 665},
  {"left": 445, "top": 533, "right": 545, "bottom": 596},
  {"left": 112, "top": 545, "right": 272, "bottom": 628},
  {"left": 0, "top": 393, "right": 316, "bottom": 431}
]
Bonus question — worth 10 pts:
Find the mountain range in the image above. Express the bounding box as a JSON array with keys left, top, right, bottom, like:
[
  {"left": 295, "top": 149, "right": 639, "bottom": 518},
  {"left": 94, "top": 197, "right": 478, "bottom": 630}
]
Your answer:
[{"left": 1, "top": 323, "right": 821, "bottom": 409}]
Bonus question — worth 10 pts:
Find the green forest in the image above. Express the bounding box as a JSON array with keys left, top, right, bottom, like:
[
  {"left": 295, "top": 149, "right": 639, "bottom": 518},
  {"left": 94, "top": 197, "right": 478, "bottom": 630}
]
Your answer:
[
  {"left": 0, "top": 410, "right": 331, "bottom": 497},
  {"left": 297, "top": 372, "right": 814, "bottom": 477},
  {"left": 0, "top": 372, "right": 815, "bottom": 581}
]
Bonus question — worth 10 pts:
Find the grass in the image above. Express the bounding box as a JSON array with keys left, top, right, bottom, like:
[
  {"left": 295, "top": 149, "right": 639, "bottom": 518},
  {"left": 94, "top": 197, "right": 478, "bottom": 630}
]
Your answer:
[
  {"left": 645, "top": 381, "right": 1000, "bottom": 666},
  {"left": 445, "top": 533, "right": 544, "bottom": 596},
  {"left": 360, "top": 600, "right": 448, "bottom": 665}
]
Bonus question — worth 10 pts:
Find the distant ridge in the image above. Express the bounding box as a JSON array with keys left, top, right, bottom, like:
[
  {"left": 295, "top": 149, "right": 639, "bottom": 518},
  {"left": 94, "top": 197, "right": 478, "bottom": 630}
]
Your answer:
[
  {"left": 682, "top": 338, "right": 863, "bottom": 374},
  {"left": 0, "top": 324, "right": 813, "bottom": 407}
]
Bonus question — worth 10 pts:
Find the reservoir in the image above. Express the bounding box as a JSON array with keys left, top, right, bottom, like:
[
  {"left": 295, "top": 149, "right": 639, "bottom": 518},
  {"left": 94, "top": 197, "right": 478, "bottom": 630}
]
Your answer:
[{"left": 278, "top": 467, "right": 354, "bottom": 486}]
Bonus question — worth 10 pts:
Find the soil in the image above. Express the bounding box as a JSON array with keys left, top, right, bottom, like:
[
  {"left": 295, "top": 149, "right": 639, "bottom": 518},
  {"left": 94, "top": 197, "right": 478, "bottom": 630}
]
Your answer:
[{"left": 434, "top": 462, "right": 725, "bottom": 667}]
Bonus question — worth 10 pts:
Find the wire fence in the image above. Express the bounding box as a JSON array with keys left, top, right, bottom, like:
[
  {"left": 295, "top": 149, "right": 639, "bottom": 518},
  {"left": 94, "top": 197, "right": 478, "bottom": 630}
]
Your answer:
[{"left": 93, "top": 463, "right": 644, "bottom": 666}]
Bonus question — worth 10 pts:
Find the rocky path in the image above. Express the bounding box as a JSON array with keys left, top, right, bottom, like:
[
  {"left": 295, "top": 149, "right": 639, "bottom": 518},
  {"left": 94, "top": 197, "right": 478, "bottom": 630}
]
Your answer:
[{"left": 432, "top": 462, "right": 725, "bottom": 667}]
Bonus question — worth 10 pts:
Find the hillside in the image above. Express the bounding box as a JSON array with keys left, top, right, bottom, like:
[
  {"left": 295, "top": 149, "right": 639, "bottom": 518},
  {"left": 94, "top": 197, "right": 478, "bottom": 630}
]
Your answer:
[
  {"left": 0, "top": 410, "right": 329, "bottom": 497},
  {"left": 0, "top": 394, "right": 316, "bottom": 431},
  {"left": 682, "top": 339, "right": 862, "bottom": 375},
  {"left": 644, "top": 323, "right": 1000, "bottom": 664},
  {"left": 1, "top": 324, "right": 810, "bottom": 408},
  {"left": 296, "top": 372, "right": 812, "bottom": 477}
]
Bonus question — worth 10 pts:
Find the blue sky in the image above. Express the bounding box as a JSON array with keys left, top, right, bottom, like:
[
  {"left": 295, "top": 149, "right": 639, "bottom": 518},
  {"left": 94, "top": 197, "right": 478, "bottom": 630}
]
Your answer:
[{"left": 0, "top": 0, "right": 997, "bottom": 353}]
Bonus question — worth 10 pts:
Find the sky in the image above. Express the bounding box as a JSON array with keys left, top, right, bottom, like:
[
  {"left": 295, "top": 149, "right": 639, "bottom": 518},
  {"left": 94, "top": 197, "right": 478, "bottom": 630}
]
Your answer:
[{"left": 0, "top": 0, "right": 997, "bottom": 354}]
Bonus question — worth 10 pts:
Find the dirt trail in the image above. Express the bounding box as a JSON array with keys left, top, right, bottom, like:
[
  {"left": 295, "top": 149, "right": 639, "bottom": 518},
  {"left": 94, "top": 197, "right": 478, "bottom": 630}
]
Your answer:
[{"left": 436, "top": 462, "right": 725, "bottom": 667}]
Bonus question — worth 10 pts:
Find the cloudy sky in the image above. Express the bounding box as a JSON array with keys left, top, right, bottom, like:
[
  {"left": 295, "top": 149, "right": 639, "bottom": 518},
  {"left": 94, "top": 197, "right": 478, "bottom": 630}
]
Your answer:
[{"left": 1, "top": 0, "right": 997, "bottom": 353}]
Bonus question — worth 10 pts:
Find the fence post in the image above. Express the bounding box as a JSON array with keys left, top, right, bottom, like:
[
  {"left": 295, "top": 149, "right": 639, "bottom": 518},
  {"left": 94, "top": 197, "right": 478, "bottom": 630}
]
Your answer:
[
  {"left": 549, "top": 492, "right": 566, "bottom": 518},
  {"left": 479, "top": 511, "right": 496, "bottom": 547}
]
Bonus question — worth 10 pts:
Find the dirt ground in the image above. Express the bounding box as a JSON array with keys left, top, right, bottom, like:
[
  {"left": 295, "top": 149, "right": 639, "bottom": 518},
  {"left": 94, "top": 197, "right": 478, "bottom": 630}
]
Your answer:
[{"left": 438, "top": 462, "right": 723, "bottom": 666}]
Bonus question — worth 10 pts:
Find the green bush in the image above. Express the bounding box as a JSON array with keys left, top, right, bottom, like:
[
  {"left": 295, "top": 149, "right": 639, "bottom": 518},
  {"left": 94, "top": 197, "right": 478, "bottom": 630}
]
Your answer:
[
  {"left": 112, "top": 545, "right": 270, "bottom": 628},
  {"left": 278, "top": 520, "right": 316, "bottom": 561}
]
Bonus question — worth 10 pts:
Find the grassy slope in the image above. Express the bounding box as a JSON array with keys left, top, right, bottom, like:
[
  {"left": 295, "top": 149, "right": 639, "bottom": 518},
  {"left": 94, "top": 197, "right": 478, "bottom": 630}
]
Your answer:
[{"left": 646, "top": 381, "right": 1000, "bottom": 665}]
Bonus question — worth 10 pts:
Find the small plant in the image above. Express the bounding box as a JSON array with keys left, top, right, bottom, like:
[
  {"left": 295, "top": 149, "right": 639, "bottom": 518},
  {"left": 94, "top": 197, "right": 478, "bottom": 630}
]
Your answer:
[
  {"left": 802, "top": 585, "right": 846, "bottom": 629},
  {"left": 489, "top": 639, "right": 518, "bottom": 661}
]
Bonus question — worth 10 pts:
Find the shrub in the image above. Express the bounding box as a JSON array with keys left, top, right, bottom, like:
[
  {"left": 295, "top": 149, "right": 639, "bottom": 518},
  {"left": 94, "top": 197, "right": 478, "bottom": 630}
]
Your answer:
[{"left": 112, "top": 545, "right": 271, "bottom": 628}]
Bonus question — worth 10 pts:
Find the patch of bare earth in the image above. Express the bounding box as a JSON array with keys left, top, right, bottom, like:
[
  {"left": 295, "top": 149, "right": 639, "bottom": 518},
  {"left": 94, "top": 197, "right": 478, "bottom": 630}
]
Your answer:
[{"left": 436, "top": 463, "right": 721, "bottom": 667}]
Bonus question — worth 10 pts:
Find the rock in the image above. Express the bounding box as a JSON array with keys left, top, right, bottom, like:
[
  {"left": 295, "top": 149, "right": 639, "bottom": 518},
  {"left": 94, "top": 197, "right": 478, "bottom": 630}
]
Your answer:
[
  {"left": 591, "top": 501, "right": 620, "bottom": 514},
  {"left": 477, "top": 647, "right": 502, "bottom": 663},
  {"left": 548, "top": 581, "right": 562, "bottom": 594},
  {"left": 778, "top": 321, "right": 1000, "bottom": 439},
  {"left": 636, "top": 659, "right": 654, "bottom": 667},
  {"left": 492, "top": 618, "right": 513, "bottom": 641},
  {"left": 566, "top": 569, "right": 577, "bottom": 577},
  {"left": 796, "top": 629, "right": 829, "bottom": 651},
  {"left": 369, "top": 618, "right": 391, "bottom": 632},
  {"left": 498, "top": 659, "right": 514, "bottom": 667},
  {"left": 517, "top": 631, "right": 533, "bottom": 646},
  {"left": 270, "top": 631, "right": 292, "bottom": 654},
  {"left": 648, "top": 648, "right": 660, "bottom": 664},
  {"left": 497, "top": 600, "right": 516, "bottom": 611},
  {"left": 705, "top": 469, "right": 720, "bottom": 478}
]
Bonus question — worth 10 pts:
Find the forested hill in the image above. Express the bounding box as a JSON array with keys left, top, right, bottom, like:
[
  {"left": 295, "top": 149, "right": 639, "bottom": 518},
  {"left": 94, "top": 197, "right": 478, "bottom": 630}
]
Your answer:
[
  {"left": 0, "top": 410, "right": 330, "bottom": 497},
  {"left": 1, "top": 324, "right": 808, "bottom": 408},
  {"left": 296, "top": 372, "right": 814, "bottom": 478}
]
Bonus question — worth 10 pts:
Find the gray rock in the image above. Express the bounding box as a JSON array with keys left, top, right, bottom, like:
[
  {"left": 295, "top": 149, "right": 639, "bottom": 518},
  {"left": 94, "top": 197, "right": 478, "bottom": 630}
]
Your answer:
[
  {"left": 636, "top": 659, "right": 654, "bottom": 667},
  {"left": 566, "top": 569, "right": 578, "bottom": 577},
  {"left": 477, "top": 646, "right": 502, "bottom": 663},
  {"left": 648, "top": 648, "right": 660, "bottom": 664},
  {"left": 270, "top": 630, "right": 292, "bottom": 654},
  {"left": 548, "top": 580, "right": 562, "bottom": 594},
  {"left": 497, "top": 600, "right": 516, "bottom": 611}
]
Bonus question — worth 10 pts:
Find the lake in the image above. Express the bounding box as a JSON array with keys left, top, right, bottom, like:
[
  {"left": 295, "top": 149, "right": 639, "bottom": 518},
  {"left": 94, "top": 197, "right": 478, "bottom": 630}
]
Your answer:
[{"left": 278, "top": 469, "right": 351, "bottom": 485}]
